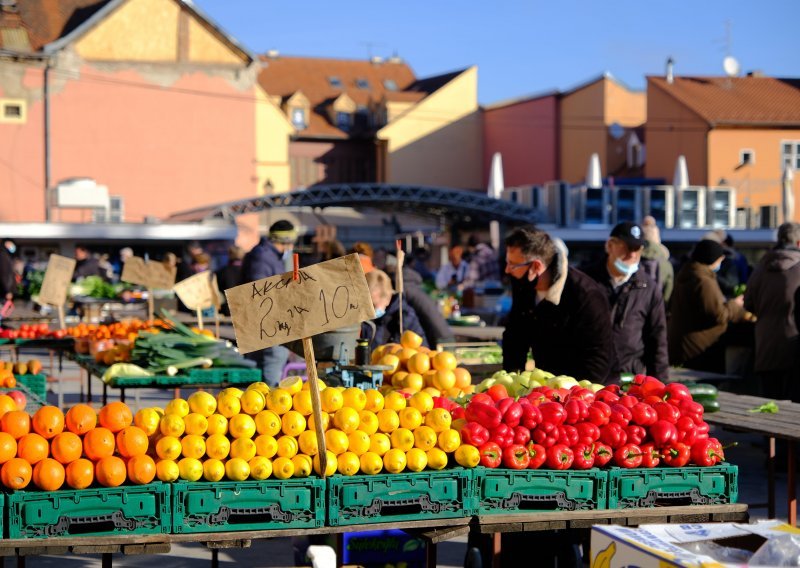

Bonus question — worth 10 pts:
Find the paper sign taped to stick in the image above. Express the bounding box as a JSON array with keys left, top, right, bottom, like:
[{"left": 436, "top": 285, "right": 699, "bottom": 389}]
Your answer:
[
  {"left": 174, "top": 272, "right": 216, "bottom": 311},
  {"left": 226, "top": 253, "right": 375, "bottom": 354},
  {"left": 37, "top": 254, "right": 76, "bottom": 306},
  {"left": 121, "top": 256, "right": 177, "bottom": 290}
]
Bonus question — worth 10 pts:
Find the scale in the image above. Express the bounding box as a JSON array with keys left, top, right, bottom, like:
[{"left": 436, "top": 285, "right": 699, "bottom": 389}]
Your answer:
[{"left": 322, "top": 342, "right": 393, "bottom": 390}]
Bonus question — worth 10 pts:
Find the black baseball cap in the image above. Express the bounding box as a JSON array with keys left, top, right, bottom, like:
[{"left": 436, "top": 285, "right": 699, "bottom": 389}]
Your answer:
[{"left": 610, "top": 222, "right": 646, "bottom": 250}]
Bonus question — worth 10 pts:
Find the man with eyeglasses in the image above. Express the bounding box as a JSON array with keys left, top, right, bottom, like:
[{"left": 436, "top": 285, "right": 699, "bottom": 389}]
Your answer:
[
  {"left": 583, "top": 222, "right": 669, "bottom": 380},
  {"left": 502, "top": 227, "right": 616, "bottom": 383}
]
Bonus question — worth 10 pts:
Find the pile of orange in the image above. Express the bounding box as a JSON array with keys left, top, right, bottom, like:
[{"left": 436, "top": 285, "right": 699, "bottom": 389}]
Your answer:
[
  {"left": 372, "top": 331, "right": 474, "bottom": 398},
  {"left": 0, "top": 397, "right": 152, "bottom": 491},
  {"left": 66, "top": 319, "right": 165, "bottom": 342}
]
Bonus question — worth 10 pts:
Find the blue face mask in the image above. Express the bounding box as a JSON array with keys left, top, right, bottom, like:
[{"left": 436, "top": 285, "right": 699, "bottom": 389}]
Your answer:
[
  {"left": 711, "top": 264, "right": 721, "bottom": 273},
  {"left": 613, "top": 258, "right": 639, "bottom": 277},
  {"left": 5, "top": 244, "right": 16, "bottom": 255},
  {"left": 374, "top": 307, "right": 386, "bottom": 319}
]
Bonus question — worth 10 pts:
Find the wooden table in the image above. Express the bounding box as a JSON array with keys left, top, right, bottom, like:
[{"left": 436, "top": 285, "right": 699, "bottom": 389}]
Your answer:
[{"left": 705, "top": 391, "right": 799, "bottom": 525}]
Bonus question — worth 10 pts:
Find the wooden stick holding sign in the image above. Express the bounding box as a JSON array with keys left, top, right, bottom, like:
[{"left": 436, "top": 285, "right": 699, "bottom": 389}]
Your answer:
[
  {"left": 211, "top": 274, "right": 222, "bottom": 339},
  {"left": 224, "top": 253, "right": 375, "bottom": 478},
  {"left": 395, "top": 240, "right": 405, "bottom": 335},
  {"left": 37, "top": 254, "right": 76, "bottom": 329},
  {"left": 121, "top": 257, "right": 177, "bottom": 321}
]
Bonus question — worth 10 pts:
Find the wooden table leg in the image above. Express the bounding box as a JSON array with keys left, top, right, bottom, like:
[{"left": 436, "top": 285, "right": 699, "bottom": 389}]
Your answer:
[
  {"left": 211, "top": 548, "right": 219, "bottom": 568},
  {"left": 426, "top": 541, "right": 437, "bottom": 567},
  {"left": 788, "top": 441, "right": 796, "bottom": 526},
  {"left": 768, "top": 436, "right": 776, "bottom": 519},
  {"left": 492, "top": 532, "right": 501, "bottom": 568},
  {"left": 120, "top": 388, "right": 125, "bottom": 403},
  {"left": 88, "top": 368, "right": 93, "bottom": 403},
  {"left": 101, "top": 553, "right": 112, "bottom": 568}
]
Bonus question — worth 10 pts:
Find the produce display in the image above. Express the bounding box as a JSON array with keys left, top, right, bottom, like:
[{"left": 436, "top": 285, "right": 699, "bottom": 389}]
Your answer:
[{"left": 0, "top": 323, "right": 67, "bottom": 340}]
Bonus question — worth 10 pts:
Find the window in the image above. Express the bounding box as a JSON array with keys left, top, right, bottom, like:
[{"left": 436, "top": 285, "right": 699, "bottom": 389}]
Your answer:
[
  {"left": 0, "top": 99, "right": 26, "bottom": 123},
  {"left": 781, "top": 140, "right": 800, "bottom": 169},
  {"left": 383, "top": 79, "right": 398, "bottom": 91},
  {"left": 354, "top": 107, "right": 370, "bottom": 129},
  {"left": 291, "top": 108, "right": 306, "bottom": 130},
  {"left": 739, "top": 149, "right": 755, "bottom": 166},
  {"left": 93, "top": 196, "right": 124, "bottom": 223},
  {"left": 355, "top": 78, "right": 370, "bottom": 90},
  {"left": 328, "top": 76, "right": 342, "bottom": 88},
  {"left": 336, "top": 111, "right": 351, "bottom": 131}
]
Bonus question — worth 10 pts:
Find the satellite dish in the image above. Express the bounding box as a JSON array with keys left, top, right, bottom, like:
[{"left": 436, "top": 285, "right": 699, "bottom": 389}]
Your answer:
[
  {"left": 609, "top": 122, "right": 625, "bottom": 140},
  {"left": 723, "top": 56, "right": 740, "bottom": 77}
]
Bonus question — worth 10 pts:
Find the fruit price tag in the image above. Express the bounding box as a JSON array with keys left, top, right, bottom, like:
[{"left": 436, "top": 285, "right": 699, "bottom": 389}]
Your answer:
[
  {"left": 173, "top": 272, "right": 216, "bottom": 311},
  {"left": 37, "top": 254, "right": 76, "bottom": 306},
  {"left": 226, "top": 253, "right": 375, "bottom": 354},
  {"left": 121, "top": 256, "right": 177, "bottom": 290}
]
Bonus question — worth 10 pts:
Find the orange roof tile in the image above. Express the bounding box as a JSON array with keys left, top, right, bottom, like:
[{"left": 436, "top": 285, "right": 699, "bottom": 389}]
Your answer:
[
  {"left": 1, "top": 0, "right": 111, "bottom": 52},
  {"left": 649, "top": 75, "right": 800, "bottom": 127}
]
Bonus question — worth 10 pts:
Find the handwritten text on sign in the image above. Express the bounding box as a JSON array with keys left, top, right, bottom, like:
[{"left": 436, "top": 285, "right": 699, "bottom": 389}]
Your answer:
[
  {"left": 173, "top": 271, "right": 218, "bottom": 311},
  {"left": 37, "top": 254, "right": 76, "bottom": 306},
  {"left": 121, "top": 257, "right": 177, "bottom": 290},
  {"left": 225, "top": 254, "right": 375, "bottom": 354}
]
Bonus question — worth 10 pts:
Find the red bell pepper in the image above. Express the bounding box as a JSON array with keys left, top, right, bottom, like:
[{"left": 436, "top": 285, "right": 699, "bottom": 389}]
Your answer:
[
  {"left": 694, "top": 421, "right": 710, "bottom": 441},
  {"left": 572, "top": 442, "right": 595, "bottom": 469},
  {"left": 557, "top": 425, "right": 579, "bottom": 447},
  {"left": 650, "top": 419, "right": 678, "bottom": 447},
  {"left": 465, "top": 402, "right": 502, "bottom": 430},
  {"left": 564, "top": 399, "right": 589, "bottom": 424},
  {"left": 451, "top": 406, "right": 466, "bottom": 421},
  {"left": 631, "top": 402, "right": 658, "bottom": 426},
  {"left": 625, "top": 424, "right": 647, "bottom": 446},
  {"left": 499, "top": 400, "right": 523, "bottom": 429},
  {"left": 460, "top": 421, "right": 490, "bottom": 446},
  {"left": 614, "top": 443, "right": 643, "bottom": 468},
  {"left": 486, "top": 384, "right": 509, "bottom": 402},
  {"left": 567, "top": 386, "right": 596, "bottom": 404},
  {"left": 593, "top": 442, "right": 614, "bottom": 467},
  {"left": 676, "top": 416, "right": 698, "bottom": 445},
  {"left": 679, "top": 399, "right": 704, "bottom": 424},
  {"left": 640, "top": 443, "right": 661, "bottom": 468},
  {"left": 609, "top": 404, "right": 633, "bottom": 426},
  {"left": 539, "top": 402, "right": 566, "bottom": 425},
  {"left": 691, "top": 438, "right": 724, "bottom": 466},
  {"left": 478, "top": 442, "right": 502, "bottom": 468},
  {"left": 588, "top": 401, "right": 612, "bottom": 426},
  {"left": 595, "top": 389, "right": 620, "bottom": 406},
  {"left": 662, "top": 442, "right": 691, "bottom": 467},
  {"left": 502, "top": 444, "right": 531, "bottom": 469},
  {"left": 513, "top": 425, "right": 531, "bottom": 446},
  {"left": 618, "top": 395, "right": 640, "bottom": 409},
  {"left": 520, "top": 403, "right": 542, "bottom": 430},
  {"left": 532, "top": 422, "right": 559, "bottom": 448},
  {"left": 545, "top": 444, "right": 574, "bottom": 470},
  {"left": 575, "top": 422, "right": 600, "bottom": 444},
  {"left": 471, "top": 393, "right": 494, "bottom": 406},
  {"left": 664, "top": 383, "right": 692, "bottom": 406},
  {"left": 653, "top": 401, "right": 681, "bottom": 424},
  {"left": 526, "top": 441, "right": 547, "bottom": 469},
  {"left": 599, "top": 422, "right": 628, "bottom": 449},
  {"left": 525, "top": 390, "right": 547, "bottom": 406},
  {"left": 490, "top": 423, "right": 515, "bottom": 448}
]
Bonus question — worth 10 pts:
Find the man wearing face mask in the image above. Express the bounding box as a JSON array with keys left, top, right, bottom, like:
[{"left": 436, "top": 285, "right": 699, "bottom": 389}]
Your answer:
[
  {"left": 362, "top": 269, "right": 428, "bottom": 348},
  {"left": 668, "top": 238, "right": 746, "bottom": 372},
  {"left": 502, "top": 227, "right": 616, "bottom": 383},
  {"left": 239, "top": 220, "right": 298, "bottom": 385},
  {"left": 583, "top": 222, "right": 668, "bottom": 379}
]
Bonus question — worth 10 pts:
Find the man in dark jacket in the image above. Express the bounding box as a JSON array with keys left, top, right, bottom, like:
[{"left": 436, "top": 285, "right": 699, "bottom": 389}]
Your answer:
[
  {"left": 745, "top": 222, "right": 800, "bottom": 401},
  {"left": 239, "top": 220, "right": 297, "bottom": 386},
  {"left": 502, "top": 227, "right": 616, "bottom": 383},
  {"left": 73, "top": 245, "right": 107, "bottom": 281},
  {"left": 0, "top": 239, "right": 16, "bottom": 303},
  {"left": 363, "top": 269, "right": 428, "bottom": 348},
  {"left": 215, "top": 245, "right": 245, "bottom": 316},
  {"left": 584, "top": 222, "right": 669, "bottom": 379}
]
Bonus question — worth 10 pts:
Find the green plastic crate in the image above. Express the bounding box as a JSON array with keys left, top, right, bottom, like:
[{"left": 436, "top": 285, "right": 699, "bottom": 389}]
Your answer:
[
  {"left": 15, "top": 374, "right": 47, "bottom": 401},
  {"left": 6, "top": 482, "right": 171, "bottom": 539},
  {"left": 327, "top": 469, "right": 475, "bottom": 527},
  {"left": 172, "top": 478, "right": 325, "bottom": 533},
  {"left": 183, "top": 367, "right": 262, "bottom": 385},
  {"left": 0, "top": 384, "right": 46, "bottom": 413},
  {"left": 607, "top": 464, "right": 738, "bottom": 509},
  {"left": 474, "top": 467, "right": 607, "bottom": 514}
]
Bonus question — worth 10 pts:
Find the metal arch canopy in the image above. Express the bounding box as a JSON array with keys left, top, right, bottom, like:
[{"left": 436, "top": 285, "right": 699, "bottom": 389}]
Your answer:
[{"left": 167, "top": 183, "right": 539, "bottom": 225}]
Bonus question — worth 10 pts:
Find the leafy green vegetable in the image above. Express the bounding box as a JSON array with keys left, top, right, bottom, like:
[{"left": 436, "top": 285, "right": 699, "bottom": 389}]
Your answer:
[
  {"left": 71, "top": 276, "right": 121, "bottom": 299},
  {"left": 748, "top": 401, "right": 779, "bottom": 413}
]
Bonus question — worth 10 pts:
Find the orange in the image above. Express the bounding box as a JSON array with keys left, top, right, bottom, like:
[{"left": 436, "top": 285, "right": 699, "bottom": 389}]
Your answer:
[
  {"left": 432, "top": 351, "right": 457, "bottom": 371},
  {"left": 432, "top": 370, "right": 456, "bottom": 392},
  {"left": 391, "top": 371, "right": 409, "bottom": 388},
  {"left": 1, "top": 457, "right": 32, "bottom": 489},
  {"left": 407, "top": 353, "right": 431, "bottom": 375},
  {"left": 32, "top": 458, "right": 65, "bottom": 491},
  {"left": 379, "top": 354, "right": 400, "bottom": 374},
  {"left": 17, "top": 433, "right": 49, "bottom": 464},
  {"left": 0, "top": 431, "right": 17, "bottom": 464},
  {"left": 453, "top": 367, "right": 472, "bottom": 389},
  {"left": 32, "top": 406, "right": 65, "bottom": 440},
  {"left": 404, "top": 373, "right": 424, "bottom": 392},
  {"left": 65, "top": 404, "right": 97, "bottom": 435},
  {"left": 116, "top": 426, "right": 149, "bottom": 458},
  {"left": 0, "top": 395, "right": 17, "bottom": 419},
  {"left": 83, "top": 427, "right": 115, "bottom": 461},
  {"left": 65, "top": 458, "right": 94, "bottom": 489},
  {"left": 126, "top": 454, "right": 156, "bottom": 485},
  {"left": 401, "top": 330, "right": 424, "bottom": 350},
  {"left": 1, "top": 410, "right": 30, "bottom": 440},
  {"left": 98, "top": 402, "right": 133, "bottom": 433},
  {"left": 397, "top": 347, "right": 417, "bottom": 364},
  {"left": 95, "top": 455, "right": 126, "bottom": 487},
  {"left": 50, "top": 432, "right": 83, "bottom": 464}
]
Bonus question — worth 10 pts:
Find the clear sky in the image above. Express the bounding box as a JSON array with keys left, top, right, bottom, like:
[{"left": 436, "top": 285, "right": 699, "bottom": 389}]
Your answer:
[{"left": 192, "top": 1, "right": 797, "bottom": 104}]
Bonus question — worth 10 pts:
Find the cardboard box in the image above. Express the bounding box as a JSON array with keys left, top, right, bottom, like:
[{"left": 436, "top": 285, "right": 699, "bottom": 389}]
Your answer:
[{"left": 591, "top": 521, "right": 800, "bottom": 568}]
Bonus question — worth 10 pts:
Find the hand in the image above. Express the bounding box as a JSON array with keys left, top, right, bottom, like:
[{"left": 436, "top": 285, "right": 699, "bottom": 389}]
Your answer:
[
  {"left": 4, "top": 293, "right": 12, "bottom": 301},
  {"left": 732, "top": 295, "right": 744, "bottom": 307}
]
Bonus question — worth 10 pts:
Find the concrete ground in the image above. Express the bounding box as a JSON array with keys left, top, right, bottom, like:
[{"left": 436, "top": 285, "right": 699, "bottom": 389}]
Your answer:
[{"left": 3, "top": 348, "right": 797, "bottom": 567}]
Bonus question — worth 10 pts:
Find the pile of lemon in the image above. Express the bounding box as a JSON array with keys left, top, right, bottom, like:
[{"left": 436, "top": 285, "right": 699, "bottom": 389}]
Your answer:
[{"left": 136, "top": 376, "right": 475, "bottom": 483}]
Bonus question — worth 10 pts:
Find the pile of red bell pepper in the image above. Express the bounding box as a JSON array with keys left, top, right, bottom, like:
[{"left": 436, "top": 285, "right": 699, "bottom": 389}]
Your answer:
[{"left": 452, "top": 377, "right": 726, "bottom": 470}]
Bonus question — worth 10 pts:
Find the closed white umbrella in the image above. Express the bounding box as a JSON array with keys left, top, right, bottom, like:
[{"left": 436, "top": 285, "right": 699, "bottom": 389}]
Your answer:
[
  {"left": 586, "top": 153, "right": 602, "bottom": 189},
  {"left": 673, "top": 155, "right": 689, "bottom": 191},
  {"left": 488, "top": 152, "right": 504, "bottom": 250},
  {"left": 783, "top": 164, "right": 795, "bottom": 223}
]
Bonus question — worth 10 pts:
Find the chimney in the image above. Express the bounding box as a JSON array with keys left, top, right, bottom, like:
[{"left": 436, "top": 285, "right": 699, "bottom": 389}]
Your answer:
[
  {"left": 266, "top": 49, "right": 279, "bottom": 59},
  {"left": 370, "top": 55, "right": 384, "bottom": 65},
  {"left": 746, "top": 70, "right": 764, "bottom": 78},
  {"left": 666, "top": 57, "right": 674, "bottom": 84}
]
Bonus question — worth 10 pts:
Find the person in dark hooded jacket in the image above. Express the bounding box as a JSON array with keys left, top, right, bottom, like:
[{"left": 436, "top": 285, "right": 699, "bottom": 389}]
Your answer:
[
  {"left": 362, "top": 269, "right": 427, "bottom": 349},
  {"left": 745, "top": 222, "right": 800, "bottom": 401}
]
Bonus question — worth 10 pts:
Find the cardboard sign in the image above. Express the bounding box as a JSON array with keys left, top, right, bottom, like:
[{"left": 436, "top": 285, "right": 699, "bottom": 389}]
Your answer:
[
  {"left": 121, "top": 256, "right": 177, "bottom": 290},
  {"left": 226, "top": 253, "right": 375, "bottom": 354},
  {"left": 37, "top": 254, "right": 76, "bottom": 306},
  {"left": 173, "top": 272, "right": 215, "bottom": 311}
]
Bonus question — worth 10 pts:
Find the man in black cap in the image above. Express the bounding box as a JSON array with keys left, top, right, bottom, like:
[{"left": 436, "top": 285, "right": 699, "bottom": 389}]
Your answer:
[
  {"left": 668, "top": 238, "right": 746, "bottom": 371},
  {"left": 583, "top": 222, "right": 669, "bottom": 379}
]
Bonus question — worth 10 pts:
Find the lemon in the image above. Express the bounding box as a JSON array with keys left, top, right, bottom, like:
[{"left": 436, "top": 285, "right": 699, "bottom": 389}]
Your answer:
[
  {"left": 413, "top": 425, "right": 437, "bottom": 451},
  {"left": 347, "top": 430, "right": 371, "bottom": 456},
  {"left": 255, "top": 434, "right": 278, "bottom": 458},
  {"left": 271, "top": 456, "right": 294, "bottom": 480},
  {"left": 202, "top": 458, "right": 225, "bottom": 482},
  {"left": 183, "top": 413, "right": 208, "bottom": 436},
  {"left": 364, "top": 389, "right": 384, "bottom": 413},
  {"left": 298, "top": 430, "right": 319, "bottom": 456},
  {"left": 406, "top": 448, "right": 428, "bottom": 472},
  {"left": 240, "top": 389, "right": 266, "bottom": 415},
  {"left": 324, "top": 429, "right": 349, "bottom": 455},
  {"left": 279, "top": 376, "right": 303, "bottom": 395},
  {"left": 156, "top": 459, "right": 180, "bottom": 482},
  {"left": 221, "top": 387, "right": 244, "bottom": 399},
  {"left": 155, "top": 436, "right": 182, "bottom": 460},
  {"left": 230, "top": 437, "right": 257, "bottom": 461},
  {"left": 292, "top": 390, "right": 313, "bottom": 416},
  {"left": 165, "top": 398, "right": 190, "bottom": 418},
  {"left": 437, "top": 429, "right": 461, "bottom": 453},
  {"left": 426, "top": 448, "right": 448, "bottom": 470},
  {"left": 247, "top": 381, "right": 270, "bottom": 396},
  {"left": 425, "top": 408, "right": 452, "bottom": 433},
  {"left": 301, "top": 379, "right": 326, "bottom": 392},
  {"left": 409, "top": 392, "right": 433, "bottom": 414},
  {"left": 187, "top": 391, "right": 217, "bottom": 417},
  {"left": 178, "top": 457, "right": 203, "bottom": 481},
  {"left": 133, "top": 408, "right": 161, "bottom": 436},
  {"left": 216, "top": 393, "right": 241, "bottom": 418},
  {"left": 181, "top": 434, "right": 206, "bottom": 459},
  {"left": 266, "top": 388, "right": 293, "bottom": 415},
  {"left": 249, "top": 456, "right": 272, "bottom": 480},
  {"left": 454, "top": 444, "right": 480, "bottom": 468},
  {"left": 291, "top": 454, "right": 312, "bottom": 478},
  {"left": 341, "top": 388, "right": 366, "bottom": 411},
  {"left": 376, "top": 409, "right": 399, "bottom": 433},
  {"left": 358, "top": 410, "right": 379, "bottom": 435},
  {"left": 383, "top": 391, "right": 407, "bottom": 411},
  {"left": 307, "top": 411, "right": 330, "bottom": 433},
  {"left": 369, "top": 433, "right": 391, "bottom": 456},
  {"left": 398, "top": 407, "right": 423, "bottom": 430},
  {"left": 312, "top": 450, "right": 337, "bottom": 476},
  {"left": 320, "top": 388, "right": 343, "bottom": 413},
  {"left": 281, "top": 410, "right": 307, "bottom": 437},
  {"left": 276, "top": 435, "right": 298, "bottom": 458},
  {"left": 225, "top": 457, "right": 250, "bottom": 481},
  {"left": 206, "top": 414, "right": 228, "bottom": 436},
  {"left": 337, "top": 452, "right": 360, "bottom": 476},
  {"left": 333, "top": 407, "right": 360, "bottom": 434},
  {"left": 401, "top": 330, "right": 424, "bottom": 349},
  {"left": 205, "top": 434, "right": 231, "bottom": 460},
  {"left": 254, "top": 410, "right": 282, "bottom": 436},
  {"left": 228, "top": 414, "right": 256, "bottom": 439},
  {"left": 159, "top": 414, "right": 185, "bottom": 438},
  {"left": 383, "top": 448, "right": 407, "bottom": 473},
  {"left": 359, "top": 451, "right": 383, "bottom": 475},
  {"left": 390, "top": 428, "right": 415, "bottom": 451}
]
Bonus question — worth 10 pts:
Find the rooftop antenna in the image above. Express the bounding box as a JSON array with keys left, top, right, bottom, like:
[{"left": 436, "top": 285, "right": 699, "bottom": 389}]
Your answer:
[{"left": 359, "top": 41, "right": 386, "bottom": 60}]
